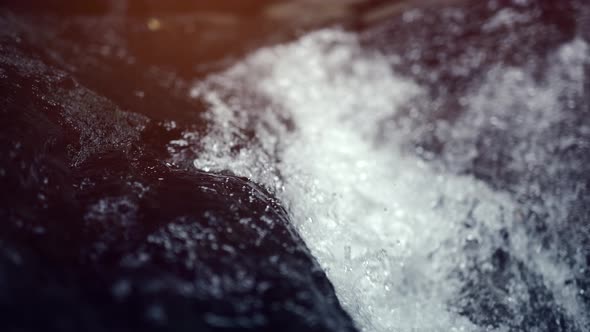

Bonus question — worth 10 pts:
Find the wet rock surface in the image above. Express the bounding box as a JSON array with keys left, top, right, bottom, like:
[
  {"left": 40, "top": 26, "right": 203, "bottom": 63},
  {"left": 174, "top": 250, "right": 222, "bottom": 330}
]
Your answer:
[{"left": 0, "top": 2, "right": 359, "bottom": 331}]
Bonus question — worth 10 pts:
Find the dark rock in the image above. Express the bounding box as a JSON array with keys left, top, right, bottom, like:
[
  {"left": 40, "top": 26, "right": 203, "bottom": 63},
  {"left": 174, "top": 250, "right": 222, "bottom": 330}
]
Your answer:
[{"left": 0, "top": 5, "right": 357, "bottom": 332}]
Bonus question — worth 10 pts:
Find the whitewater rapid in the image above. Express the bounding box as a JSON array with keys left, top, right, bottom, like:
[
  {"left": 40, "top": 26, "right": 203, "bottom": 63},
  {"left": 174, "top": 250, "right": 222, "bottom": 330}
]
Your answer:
[{"left": 181, "top": 28, "right": 589, "bottom": 332}]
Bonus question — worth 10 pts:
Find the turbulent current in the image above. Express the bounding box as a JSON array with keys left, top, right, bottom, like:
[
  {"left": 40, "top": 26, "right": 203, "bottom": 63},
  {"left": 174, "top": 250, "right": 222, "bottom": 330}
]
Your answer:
[{"left": 184, "top": 11, "right": 590, "bottom": 332}]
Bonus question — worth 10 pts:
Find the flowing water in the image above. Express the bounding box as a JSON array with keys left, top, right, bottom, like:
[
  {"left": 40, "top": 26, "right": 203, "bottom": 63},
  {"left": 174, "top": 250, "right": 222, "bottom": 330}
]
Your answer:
[{"left": 181, "top": 4, "right": 590, "bottom": 331}]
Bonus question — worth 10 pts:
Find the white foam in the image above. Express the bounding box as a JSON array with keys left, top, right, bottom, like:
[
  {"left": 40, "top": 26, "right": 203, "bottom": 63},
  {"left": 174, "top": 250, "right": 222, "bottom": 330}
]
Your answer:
[{"left": 185, "top": 29, "right": 589, "bottom": 331}]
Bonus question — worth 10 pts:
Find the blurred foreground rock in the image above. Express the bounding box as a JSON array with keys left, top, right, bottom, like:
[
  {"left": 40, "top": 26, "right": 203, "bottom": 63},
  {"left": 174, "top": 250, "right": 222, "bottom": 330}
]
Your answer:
[{"left": 0, "top": 2, "right": 360, "bottom": 331}]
